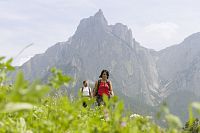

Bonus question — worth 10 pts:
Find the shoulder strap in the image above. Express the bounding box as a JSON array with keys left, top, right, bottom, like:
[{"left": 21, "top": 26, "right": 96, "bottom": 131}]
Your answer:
[
  {"left": 81, "top": 87, "right": 84, "bottom": 92},
  {"left": 89, "top": 87, "right": 91, "bottom": 95},
  {"left": 95, "top": 80, "right": 101, "bottom": 94}
]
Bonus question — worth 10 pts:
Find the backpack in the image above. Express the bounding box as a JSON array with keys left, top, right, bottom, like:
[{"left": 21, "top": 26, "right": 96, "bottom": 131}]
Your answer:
[
  {"left": 81, "top": 87, "right": 91, "bottom": 96},
  {"left": 94, "top": 80, "right": 110, "bottom": 96}
]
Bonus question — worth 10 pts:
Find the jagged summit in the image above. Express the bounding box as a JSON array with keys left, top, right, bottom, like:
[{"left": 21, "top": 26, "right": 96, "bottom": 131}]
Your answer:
[
  {"left": 94, "top": 9, "right": 104, "bottom": 19},
  {"left": 93, "top": 9, "right": 108, "bottom": 26},
  {"left": 74, "top": 9, "right": 135, "bottom": 48},
  {"left": 75, "top": 9, "right": 108, "bottom": 35},
  {"left": 110, "top": 23, "right": 133, "bottom": 45}
]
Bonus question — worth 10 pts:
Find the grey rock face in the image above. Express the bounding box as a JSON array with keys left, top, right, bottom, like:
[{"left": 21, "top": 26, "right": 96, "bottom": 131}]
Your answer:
[
  {"left": 18, "top": 10, "right": 200, "bottom": 111},
  {"left": 18, "top": 10, "right": 160, "bottom": 106},
  {"left": 157, "top": 32, "right": 200, "bottom": 99}
]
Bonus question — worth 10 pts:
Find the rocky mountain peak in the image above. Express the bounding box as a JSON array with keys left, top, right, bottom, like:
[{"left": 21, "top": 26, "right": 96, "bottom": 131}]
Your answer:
[
  {"left": 110, "top": 23, "right": 133, "bottom": 46},
  {"left": 75, "top": 9, "right": 108, "bottom": 36},
  {"left": 94, "top": 9, "right": 106, "bottom": 22}
]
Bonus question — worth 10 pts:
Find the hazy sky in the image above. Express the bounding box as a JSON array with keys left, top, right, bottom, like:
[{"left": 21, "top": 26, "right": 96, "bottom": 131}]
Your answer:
[{"left": 1, "top": 0, "right": 200, "bottom": 65}]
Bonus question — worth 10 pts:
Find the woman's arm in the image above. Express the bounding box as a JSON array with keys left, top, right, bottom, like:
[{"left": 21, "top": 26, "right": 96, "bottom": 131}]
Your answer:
[{"left": 109, "top": 81, "right": 114, "bottom": 96}]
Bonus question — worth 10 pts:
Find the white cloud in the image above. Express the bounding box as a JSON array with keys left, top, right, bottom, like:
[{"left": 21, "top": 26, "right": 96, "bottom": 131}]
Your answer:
[
  {"left": 144, "top": 22, "right": 179, "bottom": 40},
  {"left": 135, "top": 22, "right": 182, "bottom": 50}
]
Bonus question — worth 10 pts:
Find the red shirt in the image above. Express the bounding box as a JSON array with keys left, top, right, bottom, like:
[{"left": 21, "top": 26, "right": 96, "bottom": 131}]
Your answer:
[{"left": 98, "top": 81, "right": 110, "bottom": 96}]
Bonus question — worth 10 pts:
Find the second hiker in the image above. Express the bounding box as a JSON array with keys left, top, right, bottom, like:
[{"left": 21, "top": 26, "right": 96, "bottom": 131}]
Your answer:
[{"left": 80, "top": 80, "right": 92, "bottom": 107}]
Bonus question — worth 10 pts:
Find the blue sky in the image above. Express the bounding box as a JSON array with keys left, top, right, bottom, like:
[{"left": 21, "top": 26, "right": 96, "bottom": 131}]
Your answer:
[{"left": 0, "top": 0, "right": 200, "bottom": 65}]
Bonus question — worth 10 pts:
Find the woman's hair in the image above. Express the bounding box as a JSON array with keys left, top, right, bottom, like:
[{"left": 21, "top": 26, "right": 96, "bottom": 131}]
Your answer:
[{"left": 99, "top": 69, "right": 109, "bottom": 79}]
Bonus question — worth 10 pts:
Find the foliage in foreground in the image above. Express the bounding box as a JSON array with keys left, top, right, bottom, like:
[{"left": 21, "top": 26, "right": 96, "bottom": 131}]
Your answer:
[{"left": 0, "top": 57, "right": 199, "bottom": 133}]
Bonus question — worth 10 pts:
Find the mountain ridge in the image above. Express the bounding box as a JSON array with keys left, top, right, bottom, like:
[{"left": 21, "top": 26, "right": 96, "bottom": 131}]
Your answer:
[{"left": 15, "top": 10, "right": 200, "bottom": 121}]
